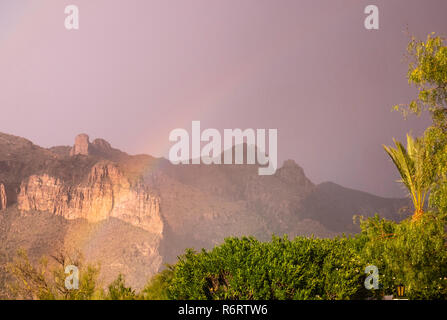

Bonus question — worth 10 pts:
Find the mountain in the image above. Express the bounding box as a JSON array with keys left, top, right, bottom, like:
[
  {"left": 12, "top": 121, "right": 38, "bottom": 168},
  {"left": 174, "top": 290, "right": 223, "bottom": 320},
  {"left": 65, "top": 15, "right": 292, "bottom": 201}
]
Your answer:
[
  {"left": 300, "top": 182, "right": 410, "bottom": 233},
  {"left": 0, "top": 132, "right": 411, "bottom": 292}
]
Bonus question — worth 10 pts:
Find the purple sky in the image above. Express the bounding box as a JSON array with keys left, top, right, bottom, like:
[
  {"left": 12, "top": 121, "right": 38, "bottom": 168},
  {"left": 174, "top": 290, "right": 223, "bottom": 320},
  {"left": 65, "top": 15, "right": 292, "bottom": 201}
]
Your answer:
[{"left": 0, "top": 0, "right": 446, "bottom": 197}]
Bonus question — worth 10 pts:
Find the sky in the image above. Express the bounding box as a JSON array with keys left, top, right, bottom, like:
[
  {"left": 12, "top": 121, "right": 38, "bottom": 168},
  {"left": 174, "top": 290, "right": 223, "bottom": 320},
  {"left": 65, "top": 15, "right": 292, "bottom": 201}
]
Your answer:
[{"left": 0, "top": 0, "right": 446, "bottom": 198}]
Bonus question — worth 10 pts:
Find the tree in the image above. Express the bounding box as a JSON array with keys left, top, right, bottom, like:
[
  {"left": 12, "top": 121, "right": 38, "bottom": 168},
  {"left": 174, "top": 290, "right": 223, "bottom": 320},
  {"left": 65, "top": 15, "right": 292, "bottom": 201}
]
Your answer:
[
  {"left": 392, "top": 33, "right": 447, "bottom": 216},
  {"left": 359, "top": 214, "right": 447, "bottom": 299},
  {"left": 106, "top": 274, "right": 136, "bottom": 300},
  {"left": 383, "top": 134, "right": 435, "bottom": 221},
  {"left": 6, "top": 249, "right": 103, "bottom": 300},
  {"left": 394, "top": 33, "right": 447, "bottom": 128},
  {"left": 6, "top": 249, "right": 55, "bottom": 300}
]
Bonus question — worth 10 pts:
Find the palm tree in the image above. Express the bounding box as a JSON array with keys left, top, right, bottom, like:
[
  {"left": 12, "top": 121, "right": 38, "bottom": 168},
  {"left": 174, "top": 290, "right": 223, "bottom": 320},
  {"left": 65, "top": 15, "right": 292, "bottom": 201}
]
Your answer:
[{"left": 383, "top": 134, "right": 434, "bottom": 221}]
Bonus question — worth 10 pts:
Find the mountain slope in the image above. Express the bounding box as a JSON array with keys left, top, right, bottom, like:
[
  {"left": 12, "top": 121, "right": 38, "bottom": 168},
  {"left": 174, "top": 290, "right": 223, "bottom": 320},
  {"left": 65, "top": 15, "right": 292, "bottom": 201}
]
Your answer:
[
  {"left": 0, "top": 132, "right": 410, "bottom": 288},
  {"left": 300, "top": 182, "right": 410, "bottom": 233}
]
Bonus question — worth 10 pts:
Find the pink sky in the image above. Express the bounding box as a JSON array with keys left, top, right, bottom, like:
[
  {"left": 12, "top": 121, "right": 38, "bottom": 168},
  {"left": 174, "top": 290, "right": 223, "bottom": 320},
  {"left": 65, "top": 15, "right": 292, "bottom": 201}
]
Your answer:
[{"left": 0, "top": 0, "right": 446, "bottom": 197}]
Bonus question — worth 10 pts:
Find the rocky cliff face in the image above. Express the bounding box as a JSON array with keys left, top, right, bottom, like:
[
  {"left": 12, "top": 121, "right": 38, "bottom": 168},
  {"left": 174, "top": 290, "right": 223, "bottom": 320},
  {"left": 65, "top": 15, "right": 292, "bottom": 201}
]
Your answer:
[
  {"left": 0, "top": 183, "right": 6, "bottom": 210},
  {"left": 0, "top": 133, "right": 164, "bottom": 289},
  {"left": 68, "top": 133, "right": 127, "bottom": 160},
  {"left": 69, "top": 133, "right": 91, "bottom": 156},
  {"left": 17, "top": 161, "right": 163, "bottom": 235}
]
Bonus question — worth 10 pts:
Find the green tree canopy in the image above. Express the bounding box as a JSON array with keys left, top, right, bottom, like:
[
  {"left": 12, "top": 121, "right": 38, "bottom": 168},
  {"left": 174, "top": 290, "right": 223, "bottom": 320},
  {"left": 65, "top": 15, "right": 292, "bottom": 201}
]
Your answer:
[{"left": 394, "top": 33, "right": 447, "bottom": 128}]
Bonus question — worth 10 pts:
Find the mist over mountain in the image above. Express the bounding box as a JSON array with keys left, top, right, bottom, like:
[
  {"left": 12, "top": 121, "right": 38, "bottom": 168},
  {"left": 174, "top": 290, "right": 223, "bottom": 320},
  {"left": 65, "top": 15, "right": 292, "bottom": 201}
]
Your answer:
[{"left": 0, "top": 132, "right": 410, "bottom": 290}]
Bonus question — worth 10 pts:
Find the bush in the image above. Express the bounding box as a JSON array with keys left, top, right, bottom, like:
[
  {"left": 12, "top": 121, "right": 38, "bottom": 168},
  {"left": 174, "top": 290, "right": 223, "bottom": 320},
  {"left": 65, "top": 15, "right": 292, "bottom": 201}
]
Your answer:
[
  {"left": 141, "top": 212, "right": 447, "bottom": 300},
  {"left": 106, "top": 274, "right": 136, "bottom": 300},
  {"left": 164, "top": 235, "right": 368, "bottom": 300},
  {"left": 359, "top": 214, "right": 447, "bottom": 299},
  {"left": 6, "top": 249, "right": 104, "bottom": 300},
  {"left": 140, "top": 268, "right": 174, "bottom": 300}
]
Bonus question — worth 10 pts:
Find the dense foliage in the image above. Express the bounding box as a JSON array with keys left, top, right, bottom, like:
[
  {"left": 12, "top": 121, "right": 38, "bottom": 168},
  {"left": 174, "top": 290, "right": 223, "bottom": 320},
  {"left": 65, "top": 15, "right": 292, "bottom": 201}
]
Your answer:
[
  {"left": 358, "top": 214, "right": 447, "bottom": 299},
  {"left": 394, "top": 33, "right": 447, "bottom": 126},
  {"left": 164, "top": 236, "right": 367, "bottom": 300},
  {"left": 140, "top": 212, "right": 446, "bottom": 300}
]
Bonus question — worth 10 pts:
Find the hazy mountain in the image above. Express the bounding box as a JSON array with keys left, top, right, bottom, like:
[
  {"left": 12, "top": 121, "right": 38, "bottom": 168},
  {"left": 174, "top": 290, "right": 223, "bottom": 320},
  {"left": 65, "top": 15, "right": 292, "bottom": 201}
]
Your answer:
[{"left": 0, "top": 132, "right": 410, "bottom": 291}]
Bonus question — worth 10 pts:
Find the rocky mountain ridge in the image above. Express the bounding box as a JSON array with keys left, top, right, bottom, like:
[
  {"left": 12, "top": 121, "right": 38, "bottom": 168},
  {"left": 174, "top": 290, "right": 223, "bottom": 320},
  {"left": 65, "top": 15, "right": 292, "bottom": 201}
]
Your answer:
[
  {"left": 17, "top": 162, "right": 162, "bottom": 234},
  {"left": 0, "top": 132, "right": 410, "bottom": 289}
]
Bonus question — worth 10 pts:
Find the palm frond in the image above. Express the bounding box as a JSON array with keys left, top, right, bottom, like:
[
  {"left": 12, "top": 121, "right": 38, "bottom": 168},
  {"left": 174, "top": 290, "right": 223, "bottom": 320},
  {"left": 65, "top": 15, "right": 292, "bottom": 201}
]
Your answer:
[{"left": 383, "top": 133, "right": 434, "bottom": 221}]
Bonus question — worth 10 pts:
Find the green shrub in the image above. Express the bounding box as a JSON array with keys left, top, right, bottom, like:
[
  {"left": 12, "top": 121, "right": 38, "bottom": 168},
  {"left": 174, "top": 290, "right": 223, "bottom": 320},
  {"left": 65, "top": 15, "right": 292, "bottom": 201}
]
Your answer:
[
  {"left": 140, "top": 268, "right": 174, "bottom": 300},
  {"left": 359, "top": 214, "right": 447, "bottom": 299},
  {"left": 165, "top": 235, "right": 368, "bottom": 300},
  {"left": 106, "top": 274, "right": 136, "bottom": 300}
]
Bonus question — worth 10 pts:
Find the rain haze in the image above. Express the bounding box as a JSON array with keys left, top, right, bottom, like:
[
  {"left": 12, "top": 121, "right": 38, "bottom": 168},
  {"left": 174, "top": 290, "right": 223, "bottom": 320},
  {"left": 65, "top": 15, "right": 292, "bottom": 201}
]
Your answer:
[{"left": 0, "top": 0, "right": 446, "bottom": 197}]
